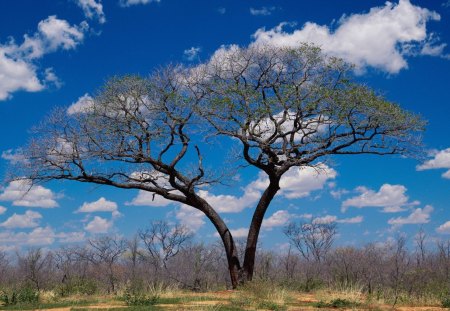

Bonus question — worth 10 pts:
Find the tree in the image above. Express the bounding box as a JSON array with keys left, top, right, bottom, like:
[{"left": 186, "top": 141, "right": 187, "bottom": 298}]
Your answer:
[
  {"left": 284, "top": 221, "right": 337, "bottom": 263},
  {"left": 14, "top": 43, "right": 424, "bottom": 288}
]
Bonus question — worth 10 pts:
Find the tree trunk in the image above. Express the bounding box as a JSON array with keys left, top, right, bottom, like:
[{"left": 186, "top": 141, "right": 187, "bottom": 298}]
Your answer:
[
  {"left": 189, "top": 195, "right": 242, "bottom": 289},
  {"left": 241, "top": 177, "right": 280, "bottom": 283}
]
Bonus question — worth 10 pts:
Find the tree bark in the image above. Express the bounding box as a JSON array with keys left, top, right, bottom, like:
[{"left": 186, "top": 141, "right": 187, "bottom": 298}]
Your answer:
[
  {"left": 241, "top": 177, "right": 280, "bottom": 282},
  {"left": 189, "top": 195, "right": 242, "bottom": 289}
]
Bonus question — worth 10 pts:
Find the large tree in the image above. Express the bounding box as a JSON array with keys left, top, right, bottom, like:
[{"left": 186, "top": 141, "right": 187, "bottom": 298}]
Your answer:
[{"left": 13, "top": 44, "right": 424, "bottom": 288}]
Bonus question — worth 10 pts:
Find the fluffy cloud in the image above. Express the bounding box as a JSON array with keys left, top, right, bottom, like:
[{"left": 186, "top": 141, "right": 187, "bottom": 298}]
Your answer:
[
  {"left": 0, "top": 180, "right": 59, "bottom": 208},
  {"left": 119, "top": 0, "right": 160, "bottom": 7},
  {"left": 0, "top": 210, "right": 42, "bottom": 228},
  {"left": 252, "top": 0, "right": 443, "bottom": 73},
  {"left": 77, "top": 197, "right": 120, "bottom": 217},
  {"left": 175, "top": 205, "right": 205, "bottom": 232},
  {"left": 76, "top": 0, "right": 106, "bottom": 24},
  {"left": 183, "top": 47, "right": 201, "bottom": 61},
  {"left": 67, "top": 93, "right": 95, "bottom": 115},
  {"left": 250, "top": 164, "right": 336, "bottom": 199},
  {"left": 250, "top": 7, "right": 276, "bottom": 16},
  {"left": 84, "top": 216, "right": 113, "bottom": 234},
  {"left": 437, "top": 221, "right": 450, "bottom": 234},
  {"left": 342, "top": 184, "right": 419, "bottom": 213},
  {"left": 0, "top": 226, "right": 55, "bottom": 246},
  {"left": 417, "top": 148, "right": 450, "bottom": 179},
  {"left": 388, "top": 205, "right": 433, "bottom": 226},
  {"left": 262, "top": 210, "right": 292, "bottom": 230},
  {"left": 0, "top": 206, "right": 6, "bottom": 215},
  {"left": 0, "top": 16, "right": 87, "bottom": 100}
]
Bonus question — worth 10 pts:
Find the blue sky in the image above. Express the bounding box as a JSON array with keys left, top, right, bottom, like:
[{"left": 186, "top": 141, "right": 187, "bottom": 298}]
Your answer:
[{"left": 0, "top": 0, "right": 450, "bottom": 251}]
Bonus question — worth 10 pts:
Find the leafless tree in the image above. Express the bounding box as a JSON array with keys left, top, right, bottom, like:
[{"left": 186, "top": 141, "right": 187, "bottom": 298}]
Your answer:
[
  {"left": 284, "top": 221, "right": 337, "bottom": 263},
  {"left": 139, "top": 221, "right": 192, "bottom": 268},
  {"left": 17, "top": 248, "right": 53, "bottom": 291},
  {"left": 14, "top": 44, "right": 425, "bottom": 287},
  {"left": 87, "top": 236, "right": 127, "bottom": 293}
]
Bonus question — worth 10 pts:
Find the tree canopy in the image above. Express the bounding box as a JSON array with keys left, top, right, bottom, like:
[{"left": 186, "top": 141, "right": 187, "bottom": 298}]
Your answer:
[{"left": 14, "top": 43, "right": 425, "bottom": 288}]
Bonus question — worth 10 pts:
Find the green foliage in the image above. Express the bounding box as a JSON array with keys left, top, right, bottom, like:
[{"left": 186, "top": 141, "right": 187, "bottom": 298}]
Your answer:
[
  {"left": 0, "top": 286, "right": 39, "bottom": 306},
  {"left": 442, "top": 297, "right": 450, "bottom": 308},
  {"left": 122, "top": 285, "right": 159, "bottom": 306}
]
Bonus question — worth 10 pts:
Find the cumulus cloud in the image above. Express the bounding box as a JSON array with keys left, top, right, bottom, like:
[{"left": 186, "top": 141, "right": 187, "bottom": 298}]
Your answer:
[
  {"left": 84, "top": 216, "right": 113, "bottom": 234},
  {"left": 252, "top": 164, "right": 337, "bottom": 199},
  {"left": 0, "top": 16, "right": 87, "bottom": 100},
  {"left": 119, "top": 0, "right": 160, "bottom": 7},
  {"left": 342, "top": 184, "right": 419, "bottom": 213},
  {"left": 250, "top": 7, "right": 276, "bottom": 16},
  {"left": 0, "top": 180, "right": 59, "bottom": 208},
  {"left": 67, "top": 93, "right": 95, "bottom": 115},
  {"left": 417, "top": 148, "right": 450, "bottom": 179},
  {"left": 0, "top": 226, "right": 55, "bottom": 246},
  {"left": 437, "top": 221, "right": 450, "bottom": 234},
  {"left": 0, "top": 210, "right": 42, "bottom": 228},
  {"left": 175, "top": 205, "right": 205, "bottom": 232},
  {"left": 0, "top": 206, "right": 6, "bottom": 215},
  {"left": 183, "top": 47, "right": 201, "bottom": 61},
  {"left": 388, "top": 205, "right": 433, "bottom": 226},
  {"left": 77, "top": 197, "right": 120, "bottom": 217},
  {"left": 262, "top": 210, "right": 292, "bottom": 230},
  {"left": 252, "top": 0, "right": 443, "bottom": 73},
  {"left": 76, "top": 0, "right": 106, "bottom": 24}
]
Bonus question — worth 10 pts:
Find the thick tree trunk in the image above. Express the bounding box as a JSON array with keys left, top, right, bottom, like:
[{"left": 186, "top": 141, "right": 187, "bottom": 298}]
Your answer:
[
  {"left": 241, "top": 177, "right": 280, "bottom": 283},
  {"left": 188, "top": 195, "right": 242, "bottom": 289}
]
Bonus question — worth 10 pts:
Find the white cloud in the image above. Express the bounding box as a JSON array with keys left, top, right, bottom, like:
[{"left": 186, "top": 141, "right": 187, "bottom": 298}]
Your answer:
[
  {"left": 342, "top": 184, "right": 419, "bottom": 213},
  {"left": 312, "top": 215, "right": 363, "bottom": 224},
  {"left": 262, "top": 210, "right": 292, "bottom": 230},
  {"left": 119, "top": 0, "right": 160, "bottom": 7},
  {"left": 57, "top": 231, "right": 86, "bottom": 243},
  {"left": 0, "top": 16, "right": 86, "bottom": 100},
  {"left": 76, "top": 0, "right": 106, "bottom": 24},
  {"left": 1, "top": 149, "right": 28, "bottom": 165},
  {"left": 252, "top": 164, "right": 336, "bottom": 199},
  {"left": 338, "top": 216, "right": 364, "bottom": 224},
  {"left": 183, "top": 47, "right": 201, "bottom": 61},
  {"left": 44, "top": 67, "right": 62, "bottom": 88},
  {"left": 250, "top": 7, "right": 276, "bottom": 16},
  {"left": 214, "top": 227, "right": 248, "bottom": 238},
  {"left": 0, "top": 206, "right": 6, "bottom": 215},
  {"left": 417, "top": 148, "right": 450, "bottom": 179},
  {"left": 128, "top": 191, "right": 179, "bottom": 207},
  {"left": 0, "top": 226, "right": 56, "bottom": 246},
  {"left": 175, "top": 205, "right": 205, "bottom": 233},
  {"left": 252, "top": 0, "right": 443, "bottom": 73},
  {"left": 77, "top": 197, "right": 118, "bottom": 213},
  {"left": 437, "top": 221, "right": 450, "bottom": 234},
  {"left": 0, "top": 180, "right": 59, "bottom": 208},
  {"left": 84, "top": 216, "right": 113, "bottom": 233},
  {"left": 67, "top": 93, "right": 95, "bottom": 115},
  {"left": 0, "top": 210, "right": 42, "bottom": 228},
  {"left": 388, "top": 205, "right": 433, "bottom": 226}
]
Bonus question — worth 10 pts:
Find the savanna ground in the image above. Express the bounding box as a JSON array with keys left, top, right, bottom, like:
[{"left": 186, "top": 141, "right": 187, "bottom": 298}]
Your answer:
[{"left": 2, "top": 282, "right": 450, "bottom": 311}]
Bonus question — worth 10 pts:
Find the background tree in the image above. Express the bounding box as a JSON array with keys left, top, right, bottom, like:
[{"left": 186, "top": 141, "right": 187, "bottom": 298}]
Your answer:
[{"left": 14, "top": 43, "right": 425, "bottom": 288}]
